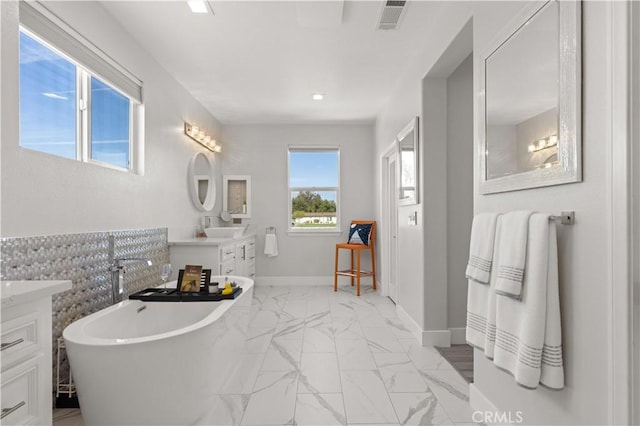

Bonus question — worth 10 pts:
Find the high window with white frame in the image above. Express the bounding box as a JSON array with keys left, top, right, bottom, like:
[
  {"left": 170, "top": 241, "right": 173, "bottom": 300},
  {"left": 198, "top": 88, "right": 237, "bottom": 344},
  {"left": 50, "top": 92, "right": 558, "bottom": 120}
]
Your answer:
[
  {"left": 18, "top": 3, "right": 143, "bottom": 172},
  {"left": 288, "top": 147, "right": 340, "bottom": 232}
]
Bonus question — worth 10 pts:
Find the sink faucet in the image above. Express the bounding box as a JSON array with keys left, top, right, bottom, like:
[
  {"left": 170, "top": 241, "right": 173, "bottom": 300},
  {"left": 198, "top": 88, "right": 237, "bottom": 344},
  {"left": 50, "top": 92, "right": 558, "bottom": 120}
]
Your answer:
[{"left": 109, "top": 258, "right": 153, "bottom": 304}]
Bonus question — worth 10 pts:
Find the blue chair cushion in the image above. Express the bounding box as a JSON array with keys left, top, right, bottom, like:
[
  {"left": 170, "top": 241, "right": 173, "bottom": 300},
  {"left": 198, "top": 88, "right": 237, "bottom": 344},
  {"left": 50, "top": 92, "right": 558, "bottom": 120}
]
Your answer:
[{"left": 348, "top": 223, "right": 373, "bottom": 245}]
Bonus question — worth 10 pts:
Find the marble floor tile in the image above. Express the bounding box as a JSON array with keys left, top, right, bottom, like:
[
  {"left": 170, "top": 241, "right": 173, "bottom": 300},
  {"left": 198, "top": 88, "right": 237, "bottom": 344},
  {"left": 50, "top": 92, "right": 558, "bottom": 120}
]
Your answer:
[
  {"left": 405, "top": 342, "right": 454, "bottom": 371},
  {"left": 384, "top": 317, "right": 417, "bottom": 339},
  {"left": 261, "top": 338, "right": 303, "bottom": 371},
  {"left": 58, "top": 285, "right": 476, "bottom": 426},
  {"left": 389, "top": 392, "right": 453, "bottom": 425},
  {"left": 273, "top": 318, "right": 306, "bottom": 340},
  {"left": 241, "top": 371, "right": 298, "bottom": 425},
  {"left": 303, "top": 326, "right": 336, "bottom": 353},
  {"left": 332, "top": 316, "right": 364, "bottom": 339},
  {"left": 53, "top": 409, "right": 84, "bottom": 426},
  {"left": 294, "top": 393, "right": 346, "bottom": 426},
  {"left": 219, "top": 353, "right": 265, "bottom": 394},
  {"left": 206, "top": 394, "right": 251, "bottom": 425},
  {"left": 246, "top": 327, "right": 275, "bottom": 353},
  {"left": 362, "top": 326, "right": 404, "bottom": 353},
  {"left": 335, "top": 338, "right": 377, "bottom": 370},
  {"left": 374, "top": 353, "right": 430, "bottom": 393},
  {"left": 341, "top": 370, "right": 398, "bottom": 424},
  {"left": 298, "top": 352, "right": 342, "bottom": 393},
  {"left": 419, "top": 370, "right": 474, "bottom": 424}
]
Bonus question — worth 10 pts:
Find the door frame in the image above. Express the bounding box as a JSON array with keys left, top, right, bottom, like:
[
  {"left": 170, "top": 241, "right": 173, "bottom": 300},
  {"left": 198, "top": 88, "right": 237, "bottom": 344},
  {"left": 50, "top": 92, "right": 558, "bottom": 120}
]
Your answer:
[{"left": 380, "top": 142, "right": 399, "bottom": 301}]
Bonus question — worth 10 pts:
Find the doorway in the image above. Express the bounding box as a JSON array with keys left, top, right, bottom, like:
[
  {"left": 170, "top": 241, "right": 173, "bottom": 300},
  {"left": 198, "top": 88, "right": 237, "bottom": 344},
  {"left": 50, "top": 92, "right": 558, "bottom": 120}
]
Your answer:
[{"left": 386, "top": 151, "right": 399, "bottom": 303}]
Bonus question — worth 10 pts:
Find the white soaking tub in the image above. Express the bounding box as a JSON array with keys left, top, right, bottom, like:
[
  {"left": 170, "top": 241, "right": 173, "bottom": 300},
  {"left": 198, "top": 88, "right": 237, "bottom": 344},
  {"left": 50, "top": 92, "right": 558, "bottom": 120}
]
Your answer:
[{"left": 63, "top": 276, "right": 254, "bottom": 425}]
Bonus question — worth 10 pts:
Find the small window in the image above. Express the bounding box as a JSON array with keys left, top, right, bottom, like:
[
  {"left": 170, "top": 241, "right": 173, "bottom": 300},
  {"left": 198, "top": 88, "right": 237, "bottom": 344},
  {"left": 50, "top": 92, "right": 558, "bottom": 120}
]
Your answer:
[
  {"left": 288, "top": 147, "right": 340, "bottom": 232},
  {"left": 19, "top": 31, "right": 77, "bottom": 160},
  {"left": 18, "top": 3, "right": 142, "bottom": 172}
]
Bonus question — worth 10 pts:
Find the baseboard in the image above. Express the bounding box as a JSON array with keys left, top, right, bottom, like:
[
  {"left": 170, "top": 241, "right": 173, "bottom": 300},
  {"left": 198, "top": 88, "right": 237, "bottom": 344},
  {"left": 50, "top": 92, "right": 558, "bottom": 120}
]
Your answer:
[
  {"left": 255, "top": 276, "right": 333, "bottom": 286},
  {"left": 396, "top": 304, "right": 423, "bottom": 342},
  {"left": 422, "top": 329, "right": 452, "bottom": 347},
  {"left": 449, "top": 327, "right": 467, "bottom": 345}
]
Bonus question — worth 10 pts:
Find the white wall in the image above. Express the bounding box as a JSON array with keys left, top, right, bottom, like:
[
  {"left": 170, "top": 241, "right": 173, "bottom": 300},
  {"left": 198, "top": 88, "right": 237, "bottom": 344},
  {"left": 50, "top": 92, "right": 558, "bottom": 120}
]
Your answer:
[
  {"left": 375, "top": 0, "right": 627, "bottom": 424},
  {"left": 446, "top": 54, "right": 473, "bottom": 331},
  {"left": 221, "top": 123, "right": 375, "bottom": 283},
  {"left": 472, "top": 2, "right": 615, "bottom": 424},
  {"left": 0, "top": 0, "right": 222, "bottom": 240}
]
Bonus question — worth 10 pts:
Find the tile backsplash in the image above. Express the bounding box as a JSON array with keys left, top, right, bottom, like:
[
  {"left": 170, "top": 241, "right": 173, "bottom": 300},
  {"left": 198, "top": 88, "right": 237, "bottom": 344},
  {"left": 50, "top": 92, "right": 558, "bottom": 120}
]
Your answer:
[{"left": 0, "top": 228, "right": 169, "bottom": 401}]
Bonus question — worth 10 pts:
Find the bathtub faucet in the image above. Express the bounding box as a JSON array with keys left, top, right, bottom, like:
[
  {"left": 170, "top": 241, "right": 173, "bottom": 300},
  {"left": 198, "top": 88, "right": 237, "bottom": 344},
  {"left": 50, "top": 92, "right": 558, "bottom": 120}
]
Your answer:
[{"left": 110, "top": 258, "right": 153, "bottom": 304}]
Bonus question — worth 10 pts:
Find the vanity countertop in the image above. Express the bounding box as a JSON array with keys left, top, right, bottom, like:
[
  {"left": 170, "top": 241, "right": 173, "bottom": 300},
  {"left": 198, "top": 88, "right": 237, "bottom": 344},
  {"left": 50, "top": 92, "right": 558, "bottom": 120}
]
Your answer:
[
  {"left": 1, "top": 280, "right": 72, "bottom": 307},
  {"left": 169, "top": 234, "right": 256, "bottom": 246}
]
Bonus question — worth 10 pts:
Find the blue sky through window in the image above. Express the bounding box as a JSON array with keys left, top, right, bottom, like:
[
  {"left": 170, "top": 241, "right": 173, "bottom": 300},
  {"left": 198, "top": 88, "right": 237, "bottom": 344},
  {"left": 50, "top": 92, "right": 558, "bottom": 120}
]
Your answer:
[
  {"left": 20, "top": 31, "right": 76, "bottom": 159},
  {"left": 290, "top": 150, "right": 338, "bottom": 183}
]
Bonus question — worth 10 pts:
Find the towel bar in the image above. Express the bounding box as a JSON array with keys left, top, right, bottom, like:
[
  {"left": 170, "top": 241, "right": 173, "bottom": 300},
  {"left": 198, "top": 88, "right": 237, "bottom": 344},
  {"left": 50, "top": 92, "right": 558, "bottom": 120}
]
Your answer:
[
  {"left": 266, "top": 226, "right": 276, "bottom": 234},
  {"left": 549, "top": 211, "right": 575, "bottom": 225}
]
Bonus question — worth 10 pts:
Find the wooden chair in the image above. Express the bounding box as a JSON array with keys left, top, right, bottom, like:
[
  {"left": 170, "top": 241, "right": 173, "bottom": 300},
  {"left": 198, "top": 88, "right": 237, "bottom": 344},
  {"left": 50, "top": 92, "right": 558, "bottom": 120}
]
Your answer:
[{"left": 334, "top": 220, "right": 376, "bottom": 296}]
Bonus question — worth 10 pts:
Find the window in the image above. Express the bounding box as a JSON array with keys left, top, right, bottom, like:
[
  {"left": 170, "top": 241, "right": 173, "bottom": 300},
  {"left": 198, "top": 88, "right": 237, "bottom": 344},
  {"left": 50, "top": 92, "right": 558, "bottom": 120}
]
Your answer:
[
  {"left": 288, "top": 147, "right": 340, "bottom": 232},
  {"left": 18, "top": 2, "right": 142, "bottom": 172}
]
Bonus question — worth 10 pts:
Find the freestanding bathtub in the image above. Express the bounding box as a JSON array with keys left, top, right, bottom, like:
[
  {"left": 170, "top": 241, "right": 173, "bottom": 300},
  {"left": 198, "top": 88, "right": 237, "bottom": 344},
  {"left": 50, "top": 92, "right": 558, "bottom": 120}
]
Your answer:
[{"left": 63, "top": 276, "right": 254, "bottom": 425}]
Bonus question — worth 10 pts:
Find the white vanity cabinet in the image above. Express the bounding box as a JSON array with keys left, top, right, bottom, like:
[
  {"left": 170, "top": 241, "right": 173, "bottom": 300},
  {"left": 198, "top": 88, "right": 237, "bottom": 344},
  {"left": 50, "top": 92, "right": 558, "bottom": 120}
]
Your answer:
[
  {"left": 1, "top": 280, "right": 72, "bottom": 426},
  {"left": 169, "top": 235, "right": 256, "bottom": 278}
]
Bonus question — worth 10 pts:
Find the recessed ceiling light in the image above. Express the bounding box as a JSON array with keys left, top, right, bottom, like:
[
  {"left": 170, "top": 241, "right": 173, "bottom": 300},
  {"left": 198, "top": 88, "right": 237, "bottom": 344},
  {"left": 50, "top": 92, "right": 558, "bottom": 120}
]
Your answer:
[
  {"left": 188, "top": 1, "right": 209, "bottom": 14},
  {"left": 312, "top": 93, "right": 325, "bottom": 101}
]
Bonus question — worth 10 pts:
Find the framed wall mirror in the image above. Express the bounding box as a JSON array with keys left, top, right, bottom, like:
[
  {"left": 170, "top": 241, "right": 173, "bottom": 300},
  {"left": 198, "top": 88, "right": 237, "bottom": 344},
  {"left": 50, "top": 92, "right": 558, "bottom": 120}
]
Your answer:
[
  {"left": 397, "top": 117, "right": 420, "bottom": 206},
  {"left": 188, "top": 152, "right": 216, "bottom": 212},
  {"left": 478, "top": 0, "right": 581, "bottom": 194}
]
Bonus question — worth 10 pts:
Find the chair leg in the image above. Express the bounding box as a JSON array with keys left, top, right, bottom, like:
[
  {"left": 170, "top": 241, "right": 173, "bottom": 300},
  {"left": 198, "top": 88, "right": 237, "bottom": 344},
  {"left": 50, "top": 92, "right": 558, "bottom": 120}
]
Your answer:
[
  {"left": 334, "top": 247, "right": 339, "bottom": 292},
  {"left": 356, "top": 249, "right": 361, "bottom": 296},
  {"left": 350, "top": 250, "right": 354, "bottom": 286},
  {"left": 371, "top": 246, "right": 377, "bottom": 290}
]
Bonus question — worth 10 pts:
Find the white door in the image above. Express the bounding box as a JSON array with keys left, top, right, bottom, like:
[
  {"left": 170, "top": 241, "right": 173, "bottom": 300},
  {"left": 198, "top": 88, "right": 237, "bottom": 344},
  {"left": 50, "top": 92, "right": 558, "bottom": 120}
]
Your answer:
[{"left": 387, "top": 152, "right": 399, "bottom": 303}]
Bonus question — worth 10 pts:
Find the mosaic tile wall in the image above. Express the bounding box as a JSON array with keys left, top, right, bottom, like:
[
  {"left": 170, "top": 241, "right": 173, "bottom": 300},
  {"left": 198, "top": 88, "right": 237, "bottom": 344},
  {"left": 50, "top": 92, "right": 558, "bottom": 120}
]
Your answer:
[{"left": 0, "top": 228, "right": 169, "bottom": 402}]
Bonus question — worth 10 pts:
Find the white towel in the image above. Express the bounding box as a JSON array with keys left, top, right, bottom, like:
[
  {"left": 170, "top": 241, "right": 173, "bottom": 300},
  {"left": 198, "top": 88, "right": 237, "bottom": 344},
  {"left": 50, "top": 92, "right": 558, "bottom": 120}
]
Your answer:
[
  {"left": 495, "top": 210, "right": 534, "bottom": 299},
  {"left": 493, "top": 213, "right": 564, "bottom": 390},
  {"left": 465, "top": 213, "right": 500, "bottom": 284},
  {"left": 466, "top": 215, "right": 502, "bottom": 355},
  {"left": 264, "top": 233, "right": 278, "bottom": 257}
]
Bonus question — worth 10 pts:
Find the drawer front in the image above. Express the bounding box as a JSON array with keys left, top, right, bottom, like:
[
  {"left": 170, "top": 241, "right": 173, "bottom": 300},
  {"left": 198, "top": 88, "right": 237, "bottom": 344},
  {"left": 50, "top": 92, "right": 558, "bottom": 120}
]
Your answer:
[
  {"left": 1, "top": 312, "right": 40, "bottom": 369},
  {"left": 221, "top": 245, "right": 236, "bottom": 262},
  {"left": 220, "top": 260, "right": 235, "bottom": 276},
  {"left": 1, "top": 355, "right": 43, "bottom": 425}
]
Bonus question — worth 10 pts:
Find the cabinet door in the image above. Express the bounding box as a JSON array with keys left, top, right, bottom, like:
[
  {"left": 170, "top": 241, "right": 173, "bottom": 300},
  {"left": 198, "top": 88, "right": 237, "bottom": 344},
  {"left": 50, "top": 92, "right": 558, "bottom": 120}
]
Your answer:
[{"left": 235, "top": 242, "right": 247, "bottom": 277}]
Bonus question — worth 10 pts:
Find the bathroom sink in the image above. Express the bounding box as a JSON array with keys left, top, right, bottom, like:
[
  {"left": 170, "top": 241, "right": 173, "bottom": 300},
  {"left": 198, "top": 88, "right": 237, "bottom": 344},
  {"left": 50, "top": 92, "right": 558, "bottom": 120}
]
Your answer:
[{"left": 204, "top": 227, "right": 245, "bottom": 239}]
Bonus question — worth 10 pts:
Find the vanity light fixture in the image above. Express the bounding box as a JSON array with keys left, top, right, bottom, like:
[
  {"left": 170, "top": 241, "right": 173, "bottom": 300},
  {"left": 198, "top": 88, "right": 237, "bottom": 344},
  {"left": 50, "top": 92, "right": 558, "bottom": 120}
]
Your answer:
[
  {"left": 184, "top": 123, "right": 221, "bottom": 153},
  {"left": 527, "top": 134, "right": 558, "bottom": 153}
]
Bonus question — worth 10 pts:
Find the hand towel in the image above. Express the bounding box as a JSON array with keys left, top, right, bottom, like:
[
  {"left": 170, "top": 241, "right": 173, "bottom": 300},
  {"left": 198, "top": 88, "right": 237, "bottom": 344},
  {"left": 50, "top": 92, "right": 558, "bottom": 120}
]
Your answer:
[
  {"left": 495, "top": 210, "right": 534, "bottom": 299},
  {"left": 264, "top": 233, "right": 278, "bottom": 257},
  {"left": 492, "top": 213, "right": 564, "bottom": 390},
  {"left": 466, "top": 215, "right": 502, "bottom": 355},
  {"left": 465, "top": 212, "right": 500, "bottom": 284}
]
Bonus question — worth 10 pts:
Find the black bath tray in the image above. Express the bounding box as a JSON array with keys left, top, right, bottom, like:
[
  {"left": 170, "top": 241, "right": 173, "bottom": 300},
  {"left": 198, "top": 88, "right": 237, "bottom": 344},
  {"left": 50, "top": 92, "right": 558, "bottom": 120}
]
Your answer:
[{"left": 129, "top": 286, "right": 243, "bottom": 302}]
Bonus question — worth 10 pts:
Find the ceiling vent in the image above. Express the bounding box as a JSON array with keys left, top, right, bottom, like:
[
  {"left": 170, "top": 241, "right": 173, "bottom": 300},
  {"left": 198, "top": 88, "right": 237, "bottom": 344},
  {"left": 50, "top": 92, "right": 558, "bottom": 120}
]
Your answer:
[{"left": 377, "top": 0, "right": 408, "bottom": 30}]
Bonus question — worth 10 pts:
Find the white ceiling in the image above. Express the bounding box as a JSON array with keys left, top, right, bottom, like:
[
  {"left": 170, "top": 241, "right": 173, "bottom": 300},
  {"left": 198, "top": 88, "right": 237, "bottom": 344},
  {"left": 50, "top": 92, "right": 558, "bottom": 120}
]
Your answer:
[{"left": 99, "top": 1, "right": 445, "bottom": 124}]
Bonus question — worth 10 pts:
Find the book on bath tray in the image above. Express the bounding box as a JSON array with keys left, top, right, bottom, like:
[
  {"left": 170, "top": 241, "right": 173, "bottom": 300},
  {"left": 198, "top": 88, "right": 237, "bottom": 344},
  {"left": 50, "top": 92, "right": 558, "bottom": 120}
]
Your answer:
[{"left": 180, "top": 264, "right": 202, "bottom": 292}]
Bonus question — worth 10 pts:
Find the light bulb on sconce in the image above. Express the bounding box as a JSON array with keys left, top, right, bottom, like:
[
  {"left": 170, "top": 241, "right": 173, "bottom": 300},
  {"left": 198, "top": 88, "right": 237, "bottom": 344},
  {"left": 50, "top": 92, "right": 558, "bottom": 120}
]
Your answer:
[
  {"left": 184, "top": 122, "right": 222, "bottom": 153},
  {"left": 528, "top": 134, "right": 558, "bottom": 153}
]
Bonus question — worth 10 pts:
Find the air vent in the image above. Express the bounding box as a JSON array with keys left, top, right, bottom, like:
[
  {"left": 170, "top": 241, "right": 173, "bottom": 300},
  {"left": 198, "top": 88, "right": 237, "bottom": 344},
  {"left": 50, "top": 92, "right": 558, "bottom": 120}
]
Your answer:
[{"left": 377, "top": 0, "right": 407, "bottom": 30}]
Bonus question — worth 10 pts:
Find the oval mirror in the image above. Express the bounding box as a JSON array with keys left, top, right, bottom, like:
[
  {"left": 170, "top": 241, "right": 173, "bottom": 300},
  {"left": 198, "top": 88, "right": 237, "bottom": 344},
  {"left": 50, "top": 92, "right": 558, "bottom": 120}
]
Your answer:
[{"left": 188, "top": 152, "right": 216, "bottom": 212}]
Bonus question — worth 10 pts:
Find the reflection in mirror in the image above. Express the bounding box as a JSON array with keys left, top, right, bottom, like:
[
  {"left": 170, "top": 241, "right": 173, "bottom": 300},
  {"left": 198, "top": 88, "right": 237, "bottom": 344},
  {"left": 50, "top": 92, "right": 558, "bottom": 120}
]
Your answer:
[
  {"left": 486, "top": 1, "right": 558, "bottom": 179},
  {"left": 188, "top": 152, "right": 216, "bottom": 212},
  {"left": 479, "top": 0, "right": 581, "bottom": 194},
  {"left": 397, "top": 117, "right": 419, "bottom": 206}
]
